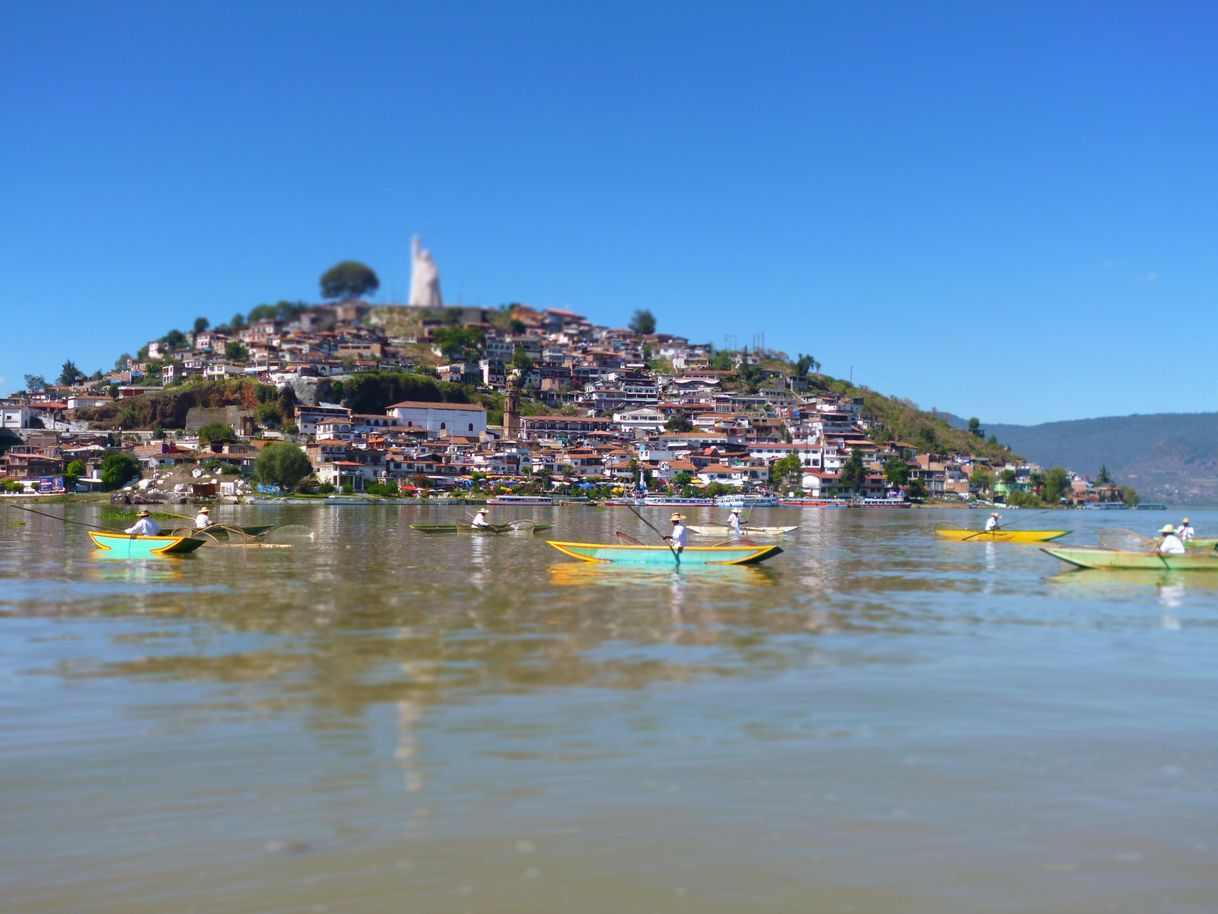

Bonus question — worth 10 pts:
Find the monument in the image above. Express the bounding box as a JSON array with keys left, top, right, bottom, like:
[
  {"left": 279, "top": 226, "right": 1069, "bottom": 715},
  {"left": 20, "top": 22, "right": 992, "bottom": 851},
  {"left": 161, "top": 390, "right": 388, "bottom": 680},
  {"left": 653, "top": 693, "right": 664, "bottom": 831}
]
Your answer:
[{"left": 409, "top": 235, "right": 443, "bottom": 307}]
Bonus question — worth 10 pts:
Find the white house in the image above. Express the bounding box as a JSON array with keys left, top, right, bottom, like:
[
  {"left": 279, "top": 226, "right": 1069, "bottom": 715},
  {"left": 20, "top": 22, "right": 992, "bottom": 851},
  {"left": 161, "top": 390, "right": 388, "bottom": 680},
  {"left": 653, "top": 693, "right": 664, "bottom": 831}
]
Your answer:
[
  {"left": 1, "top": 404, "right": 33, "bottom": 429},
  {"left": 385, "top": 400, "right": 487, "bottom": 438}
]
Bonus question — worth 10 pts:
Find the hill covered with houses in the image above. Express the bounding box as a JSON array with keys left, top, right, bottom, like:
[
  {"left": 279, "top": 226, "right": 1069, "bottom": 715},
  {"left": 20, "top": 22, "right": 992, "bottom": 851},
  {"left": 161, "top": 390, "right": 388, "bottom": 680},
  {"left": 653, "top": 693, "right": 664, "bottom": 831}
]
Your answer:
[{"left": 1, "top": 297, "right": 1131, "bottom": 506}]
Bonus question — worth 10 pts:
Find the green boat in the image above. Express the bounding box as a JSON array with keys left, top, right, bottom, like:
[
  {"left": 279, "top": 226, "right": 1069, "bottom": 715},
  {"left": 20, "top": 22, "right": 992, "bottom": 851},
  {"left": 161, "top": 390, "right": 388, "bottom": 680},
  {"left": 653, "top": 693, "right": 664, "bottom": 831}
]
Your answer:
[
  {"left": 547, "top": 540, "right": 782, "bottom": 565},
  {"left": 88, "top": 530, "right": 206, "bottom": 557},
  {"left": 1187, "top": 537, "right": 1218, "bottom": 551},
  {"left": 410, "top": 522, "right": 554, "bottom": 534},
  {"left": 1041, "top": 545, "right": 1218, "bottom": 571}
]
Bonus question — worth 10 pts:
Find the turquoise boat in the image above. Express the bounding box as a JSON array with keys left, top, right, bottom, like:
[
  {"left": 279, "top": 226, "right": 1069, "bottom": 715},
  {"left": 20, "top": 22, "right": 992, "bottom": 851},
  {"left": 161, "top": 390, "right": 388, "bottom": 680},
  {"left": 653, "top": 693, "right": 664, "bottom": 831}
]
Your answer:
[
  {"left": 88, "top": 530, "right": 206, "bottom": 557},
  {"left": 547, "top": 540, "right": 782, "bottom": 565}
]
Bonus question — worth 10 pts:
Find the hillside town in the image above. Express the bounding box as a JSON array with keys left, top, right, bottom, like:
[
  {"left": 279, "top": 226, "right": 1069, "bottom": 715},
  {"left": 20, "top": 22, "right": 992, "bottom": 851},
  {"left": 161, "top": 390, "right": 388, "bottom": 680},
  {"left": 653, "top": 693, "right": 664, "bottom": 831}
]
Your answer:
[{"left": 2, "top": 297, "right": 1133, "bottom": 508}]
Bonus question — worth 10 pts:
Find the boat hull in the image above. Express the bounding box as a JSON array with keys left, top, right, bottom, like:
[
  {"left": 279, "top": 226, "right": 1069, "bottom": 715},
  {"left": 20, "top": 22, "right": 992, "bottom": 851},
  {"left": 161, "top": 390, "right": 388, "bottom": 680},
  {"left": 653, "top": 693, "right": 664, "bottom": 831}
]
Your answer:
[
  {"left": 937, "top": 528, "right": 1071, "bottom": 543},
  {"left": 1041, "top": 546, "right": 1218, "bottom": 571},
  {"left": 547, "top": 541, "right": 782, "bottom": 565},
  {"left": 88, "top": 531, "right": 205, "bottom": 556}
]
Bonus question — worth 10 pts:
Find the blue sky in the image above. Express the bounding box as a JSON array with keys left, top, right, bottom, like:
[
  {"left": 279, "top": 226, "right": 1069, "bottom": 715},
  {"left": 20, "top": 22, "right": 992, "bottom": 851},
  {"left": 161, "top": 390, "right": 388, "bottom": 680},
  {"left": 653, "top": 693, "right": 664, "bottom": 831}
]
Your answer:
[{"left": 2, "top": 0, "right": 1215, "bottom": 425}]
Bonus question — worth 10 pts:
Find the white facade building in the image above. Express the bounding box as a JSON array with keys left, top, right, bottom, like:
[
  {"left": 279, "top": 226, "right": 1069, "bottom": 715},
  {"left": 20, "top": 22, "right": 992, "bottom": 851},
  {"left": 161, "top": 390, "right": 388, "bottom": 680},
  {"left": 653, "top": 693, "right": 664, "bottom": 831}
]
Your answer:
[{"left": 385, "top": 400, "right": 487, "bottom": 438}]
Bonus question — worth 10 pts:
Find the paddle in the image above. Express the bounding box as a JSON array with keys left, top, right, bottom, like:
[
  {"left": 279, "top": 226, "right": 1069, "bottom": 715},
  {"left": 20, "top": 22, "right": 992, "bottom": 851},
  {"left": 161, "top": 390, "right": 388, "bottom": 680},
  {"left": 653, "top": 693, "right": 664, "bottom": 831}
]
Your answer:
[
  {"left": 623, "top": 502, "right": 681, "bottom": 566},
  {"left": 615, "top": 530, "right": 647, "bottom": 545},
  {"left": 3, "top": 502, "right": 107, "bottom": 530},
  {"left": 961, "top": 508, "right": 1055, "bottom": 541}
]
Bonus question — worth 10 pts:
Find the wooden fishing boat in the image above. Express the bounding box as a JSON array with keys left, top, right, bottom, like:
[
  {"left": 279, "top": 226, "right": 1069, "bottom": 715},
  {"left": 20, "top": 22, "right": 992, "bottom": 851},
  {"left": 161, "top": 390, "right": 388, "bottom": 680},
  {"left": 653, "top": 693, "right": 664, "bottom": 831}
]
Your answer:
[
  {"left": 1186, "top": 537, "right": 1218, "bottom": 551},
  {"left": 936, "top": 528, "right": 1071, "bottom": 543},
  {"left": 410, "top": 522, "right": 553, "bottom": 534},
  {"left": 88, "top": 530, "right": 206, "bottom": 556},
  {"left": 1041, "top": 545, "right": 1218, "bottom": 571},
  {"left": 687, "top": 524, "right": 798, "bottom": 537},
  {"left": 547, "top": 540, "right": 782, "bottom": 565}
]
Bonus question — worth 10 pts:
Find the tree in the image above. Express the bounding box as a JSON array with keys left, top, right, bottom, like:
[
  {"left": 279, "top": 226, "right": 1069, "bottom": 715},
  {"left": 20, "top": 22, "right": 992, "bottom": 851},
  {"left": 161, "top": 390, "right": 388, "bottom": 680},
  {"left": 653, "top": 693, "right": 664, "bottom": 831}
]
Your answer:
[
  {"left": 838, "top": 451, "right": 867, "bottom": 493},
  {"left": 1097, "top": 464, "right": 1112, "bottom": 485},
  {"left": 64, "top": 459, "right": 85, "bottom": 491},
  {"left": 256, "top": 402, "right": 283, "bottom": 429},
  {"left": 770, "top": 453, "right": 803, "bottom": 490},
  {"left": 972, "top": 469, "right": 993, "bottom": 495},
  {"left": 255, "top": 442, "right": 312, "bottom": 490},
  {"left": 225, "top": 341, "right": 250, "bottom": 361},
  {"left": 432, "top": 326, "right": 484, "bottom": 359},
  {"left": 967, "top": 417, "right": 983, "bottom": 438},
  {"left": 24, "top": 374, "right": 48, "bottom": 392},
  {"left": 193, "top": 316, "right": 210, "bottom": 334},
  {"left": 1121, "top": 485, "right": 1141, "bottom": 507},
  {"left": 906, "top": 478, "right": 928, "bottom": 500},
  {"left": 163, "top": 329, "right": 187, "bottom": 350},
  {"left": 882, "top": 455, "right": 910, "bottom": 486},
  {"left": 794, "top": 353, "right": 821, "bottom": 376},
  {"left": 511, "top": 348, "right": 534, "bottom": 372},
  {"left": 1042, "top": 466, "right": 1071, "bottom": 503},
  {"left": 58, "top": 360, "right": 84, "bottom": 386},
  {"left": 629, "top": 309, "right": 656, "bottom": 335},
  {"left": 197, "top": 423, "right": 237, "bottom": 447},
  {"left": 665, "top": 415, "right": 693, "bottom": 433},
  {"left": 999, "top": 469, "right": 1018, "bottom": 487},
  {"left": 100, "top": 452, "right": 141, "bottom": 490},
  {"left": 320, "top": 261, "right": 380, "bottom": 300},
  {"left": 231, "top": 313, "right": 248, "bottom": 330}
]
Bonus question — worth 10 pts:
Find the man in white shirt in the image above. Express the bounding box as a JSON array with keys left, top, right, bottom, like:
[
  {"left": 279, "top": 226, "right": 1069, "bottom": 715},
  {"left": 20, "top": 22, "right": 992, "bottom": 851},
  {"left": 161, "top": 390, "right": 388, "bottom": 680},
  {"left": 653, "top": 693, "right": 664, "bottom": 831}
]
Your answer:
[
  {"left": 195, "top": 506, "right": 212, "bottom": 530},
  {"left": 665, "top": 513, "right": 688, "bottom": 553},
  {"left": 1177, "top": 518, "right": 1195, "bottom": 543},
  {"left": 727, "top": 508, "right": 743, "bottom": 538},
  {"left": 471, "top": 508, "right": 491, "bottom": 528},
  {"left": 985, "top": 512, "right": 1001, "bottom": 532},
  {"left": 1157, "top": 523, "right": 1186, "bottom": 554},
  {"left": 125, "top": 509, "right": 161, "bottom": 536}
]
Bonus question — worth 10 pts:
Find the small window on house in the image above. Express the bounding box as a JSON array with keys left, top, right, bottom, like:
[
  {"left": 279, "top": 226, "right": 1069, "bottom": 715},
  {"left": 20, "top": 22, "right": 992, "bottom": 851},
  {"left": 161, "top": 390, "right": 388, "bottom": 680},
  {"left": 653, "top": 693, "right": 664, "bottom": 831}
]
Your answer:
[
  {"left": 440, "top": 422, "right": 446, "bottom": 430},
  {"left": 468, "top": 423, "right": 473, "bottom": 432}
]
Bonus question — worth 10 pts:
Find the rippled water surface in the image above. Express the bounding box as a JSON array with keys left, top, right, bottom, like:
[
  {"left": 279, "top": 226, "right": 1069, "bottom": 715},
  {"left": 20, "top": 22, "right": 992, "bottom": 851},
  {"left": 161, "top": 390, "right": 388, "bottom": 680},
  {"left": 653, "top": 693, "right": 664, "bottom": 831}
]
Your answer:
[{"left": 4, "top": 504, "right": 1218, "bottom": 913}]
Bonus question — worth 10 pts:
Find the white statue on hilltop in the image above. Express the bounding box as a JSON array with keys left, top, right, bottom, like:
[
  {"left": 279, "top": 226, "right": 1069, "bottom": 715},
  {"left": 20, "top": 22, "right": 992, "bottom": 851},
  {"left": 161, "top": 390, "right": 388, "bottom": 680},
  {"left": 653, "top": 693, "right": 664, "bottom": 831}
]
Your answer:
[{"left": 409, "top": 235, "right": 443, "bottom": 307}]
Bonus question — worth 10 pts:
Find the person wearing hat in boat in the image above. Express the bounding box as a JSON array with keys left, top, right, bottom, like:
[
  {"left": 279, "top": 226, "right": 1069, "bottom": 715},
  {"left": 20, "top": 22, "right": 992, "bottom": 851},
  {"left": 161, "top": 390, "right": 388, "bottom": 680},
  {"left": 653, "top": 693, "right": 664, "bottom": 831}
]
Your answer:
[
  {"left": 471, "top": 507, "right": 491, "bottom": 529},
  {"left": 1156, "top": 523, "right": 1186, "bottom": 554},
  {"left": 194, "top": 506, "right": 213, "bottom": 530},
  {"left": 125, "top": 509, "right": 161, "bottom": 536},
  {"left": 727, "top": 507, "right": 743, "bottom": 538},
  {"left": 985, "top": 511, "right": 1001, "bottom": 532},
  {"left": 664, "top": 513, "right": 688, "bottom": 553},
  {"left": 1176, "top": 518, "right": 1195, "bottom": 543}
]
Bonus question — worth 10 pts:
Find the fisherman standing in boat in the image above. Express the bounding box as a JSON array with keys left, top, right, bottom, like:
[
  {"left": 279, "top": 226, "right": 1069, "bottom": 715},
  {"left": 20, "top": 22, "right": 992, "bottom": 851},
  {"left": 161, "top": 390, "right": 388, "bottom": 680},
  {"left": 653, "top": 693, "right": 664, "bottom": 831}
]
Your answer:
[
  {"left": 985, "top": 511, "right": 1001, "bottom": 532},
  {"left": 471, "top": 508, "right": 491, "bottom": 529},
  {"left": 125, "top": 509, "right": 161, "bottom": 536},
  {"left": 1177, "top": 518, "right": 1195, "bottom": 543},
  {"left": 194, "top": 506, "right": 212, "bottom": 530},
  {"left": 664, "top": 513, "right": 688, "bottom": 553},
  {"left": 1156, "top": 523, "right": 1186, "bottom": 554},
  {"left": 728, "top": 507, "right": 743, "bottom": 538}
]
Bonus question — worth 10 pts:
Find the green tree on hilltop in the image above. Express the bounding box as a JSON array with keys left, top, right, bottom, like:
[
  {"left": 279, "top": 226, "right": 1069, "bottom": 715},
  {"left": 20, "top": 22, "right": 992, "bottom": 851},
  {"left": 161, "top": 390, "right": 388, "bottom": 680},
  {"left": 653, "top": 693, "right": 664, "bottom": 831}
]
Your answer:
[
  {"left": 320, "top": 261, "right": 380, "bottom": 300},
  {"left": 58, "top": 360, "right": 84, "bottom": 386},
  {"left": 193, "top": 316, "right": 210, "bottom": 334},
  {"left": 629, "top": 309, "right": 656, "bottom": 335}
]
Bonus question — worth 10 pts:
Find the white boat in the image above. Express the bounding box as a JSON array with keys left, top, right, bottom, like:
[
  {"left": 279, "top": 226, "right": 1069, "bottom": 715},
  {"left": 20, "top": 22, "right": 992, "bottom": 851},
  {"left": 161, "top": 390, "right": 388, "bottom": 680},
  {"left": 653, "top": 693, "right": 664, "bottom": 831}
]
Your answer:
[
  {"left": 486, "top": 494, "right": 554, "bottom": 506},
  {"left": 713, "top": 494, "right": 779, "bottom": 508},
  {"left": 641, "top": 496, "right": 714, "bottom": 507}
]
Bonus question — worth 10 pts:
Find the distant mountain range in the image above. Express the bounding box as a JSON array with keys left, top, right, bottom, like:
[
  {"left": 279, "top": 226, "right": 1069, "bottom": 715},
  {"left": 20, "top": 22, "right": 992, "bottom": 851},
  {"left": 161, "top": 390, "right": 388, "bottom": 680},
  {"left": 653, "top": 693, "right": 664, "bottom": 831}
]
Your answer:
[{"left": 946, "top": 413, "right": 1218, "bottom": 505}]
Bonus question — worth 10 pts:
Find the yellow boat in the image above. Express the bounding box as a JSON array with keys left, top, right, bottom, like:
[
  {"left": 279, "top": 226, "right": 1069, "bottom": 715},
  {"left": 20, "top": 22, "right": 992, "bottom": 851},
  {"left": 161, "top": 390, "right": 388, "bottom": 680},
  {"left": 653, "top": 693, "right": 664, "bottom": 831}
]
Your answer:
[{"left": 935, "top": 528, "right": 1071, "bottom": 543}]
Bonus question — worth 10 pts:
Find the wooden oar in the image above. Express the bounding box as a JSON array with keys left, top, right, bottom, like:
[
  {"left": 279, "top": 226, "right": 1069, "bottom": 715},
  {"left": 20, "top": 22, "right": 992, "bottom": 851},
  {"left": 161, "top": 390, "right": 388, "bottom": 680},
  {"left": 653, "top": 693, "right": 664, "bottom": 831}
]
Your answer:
[
  {"left": 623, "top": 502, "right": 680, "bottom": 566},
  {"left": 615, "top": 530, "right": 646, "bottom": 545},
  {"left": 961, "top": 508, "right": 1055, "bottom": 541}
]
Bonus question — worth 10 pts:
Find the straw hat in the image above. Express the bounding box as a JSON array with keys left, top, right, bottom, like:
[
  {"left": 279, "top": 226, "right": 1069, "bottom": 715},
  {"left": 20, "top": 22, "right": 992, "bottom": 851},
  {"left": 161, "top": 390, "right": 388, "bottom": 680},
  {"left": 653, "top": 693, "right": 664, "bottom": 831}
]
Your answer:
[
  {"left": 730, "top": 508, "right": 742, "bottom": 515},
  {"left": 138, "top": 509, "right": 150, "bottom": 517},
  {"left": 199, "top": 506, "right": 209, "bottom": 514},
  {"left": 670, "top": 513, "right": 686, "bottom": 522},
  {"left": 477, "top": 507, "right": 488, "bottom": 514},
  {"left": 1182, "top": 518, "right": 1190, "bottom": 524},
  {"left": 1159, "top": 523, "right": 1177, "bottom": 534},
  {"left": 991, "top": 512, "right": 1000, "bottom": 517}
]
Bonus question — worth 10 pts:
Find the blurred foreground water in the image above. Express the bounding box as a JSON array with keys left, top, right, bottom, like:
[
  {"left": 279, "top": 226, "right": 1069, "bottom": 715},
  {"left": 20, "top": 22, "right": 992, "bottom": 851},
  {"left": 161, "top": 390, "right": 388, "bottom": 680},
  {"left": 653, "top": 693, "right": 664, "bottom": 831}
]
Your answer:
[{"left": 3, "top": 504, "right": 1218, "bottom": 913}]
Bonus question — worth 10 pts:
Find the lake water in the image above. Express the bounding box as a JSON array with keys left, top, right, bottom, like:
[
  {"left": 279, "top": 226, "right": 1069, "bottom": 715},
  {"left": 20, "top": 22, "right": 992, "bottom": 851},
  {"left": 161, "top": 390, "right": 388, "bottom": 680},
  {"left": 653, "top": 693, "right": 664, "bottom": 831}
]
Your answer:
[{"left": 3, "top": 503, "right": 1218, "bottom": 913}]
